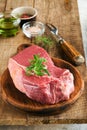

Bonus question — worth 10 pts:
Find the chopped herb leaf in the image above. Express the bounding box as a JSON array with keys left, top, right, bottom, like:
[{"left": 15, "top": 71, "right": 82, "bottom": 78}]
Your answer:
[
  {"left": 34, "top": 36, "right": 53, "bottom": 46},
  {"left": 26, "top": 54, "right": 50, "bottom": 76}
]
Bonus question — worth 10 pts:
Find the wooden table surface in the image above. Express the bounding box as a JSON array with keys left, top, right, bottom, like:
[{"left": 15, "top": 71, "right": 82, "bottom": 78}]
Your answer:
[{"left": 0, "top": 0, "right": 87, "bottom": 125}]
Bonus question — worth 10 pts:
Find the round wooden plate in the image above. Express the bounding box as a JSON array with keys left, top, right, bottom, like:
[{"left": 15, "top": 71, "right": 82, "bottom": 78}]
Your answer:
[{"left": 0, "top": 56, "right": 84, "bottom": 114}]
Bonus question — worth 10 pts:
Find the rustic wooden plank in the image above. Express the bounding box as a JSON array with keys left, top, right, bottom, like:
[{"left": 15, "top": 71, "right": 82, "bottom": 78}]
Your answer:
[
  {"left": 25, "top": 0, "right": 86, "bottom": 123},
  {"left": 5, "top": 0, "right": 34, "bottom": 11},
  {"left": 0, "top": 0, "right": 6, "bottom": 12},
  {"left": 35, "top": 0, "right": 86, "bottom": 73},
  {"left": 0, "top": 100, "right": 27, "bottom": 125},
  {"left": 35, "top": 0, "right": 84, "bottom": 56},
  {"left": 0, "top": 0, "right": 34, "bottom": 125},
  {"left": 0, "top": 0, "right": 86, "bottom": 125}
]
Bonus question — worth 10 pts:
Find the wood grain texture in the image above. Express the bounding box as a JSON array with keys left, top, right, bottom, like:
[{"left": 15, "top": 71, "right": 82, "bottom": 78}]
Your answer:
[
  {"left": 5, "top": 0, "right": 34, "bottom": 11},
  {"left": 0, "top": 0, "right": 6, "bottom": 12},
  {"left": 64, "top": 0, "right": 72, "bottom": 11},
  {"left": 0, "top": 0, "right": 87, "bottom": 125}
]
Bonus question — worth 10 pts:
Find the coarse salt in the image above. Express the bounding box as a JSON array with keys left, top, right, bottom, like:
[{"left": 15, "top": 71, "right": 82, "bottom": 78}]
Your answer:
[{"left": 26, "top": 26, "right": 41, "bottom": 34}]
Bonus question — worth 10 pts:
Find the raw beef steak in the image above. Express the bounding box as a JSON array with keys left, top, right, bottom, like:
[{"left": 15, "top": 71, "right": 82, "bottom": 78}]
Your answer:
[{"left": 8, "top": 45, "right": 74, "bottom": 104}]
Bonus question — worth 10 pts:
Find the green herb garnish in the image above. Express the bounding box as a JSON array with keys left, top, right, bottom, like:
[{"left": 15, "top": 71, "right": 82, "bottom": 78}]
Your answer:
[
  {"left": 26, "top": 54, "right": 50, "bottom": 76},
  {"left": 34, "top": 36, "right": 53, "bottom": 46}
]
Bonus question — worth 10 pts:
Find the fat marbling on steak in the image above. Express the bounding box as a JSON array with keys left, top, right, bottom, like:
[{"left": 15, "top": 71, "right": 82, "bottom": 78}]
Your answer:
[{"left": 8, "top": 45, "right": 74, "bottom": 104}]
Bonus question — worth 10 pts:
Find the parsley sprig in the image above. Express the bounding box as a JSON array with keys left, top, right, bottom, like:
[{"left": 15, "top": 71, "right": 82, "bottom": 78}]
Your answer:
[
  {"left": 26, "top": 54, "right": 50, "bottom": 76},
  {"left": 35, "top": 36, "right": 53, "bottom": 45}
]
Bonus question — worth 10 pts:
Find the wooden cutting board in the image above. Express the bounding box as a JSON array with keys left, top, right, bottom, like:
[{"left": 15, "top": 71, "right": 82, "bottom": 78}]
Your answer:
[{"left": 0, "top": 45, "right": 84, "bottom": 114}]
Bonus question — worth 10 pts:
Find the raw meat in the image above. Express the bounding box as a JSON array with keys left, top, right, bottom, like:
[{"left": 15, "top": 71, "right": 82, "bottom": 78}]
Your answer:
[{"left": 8, "top": 45, "right": 74, "bottom": 104}]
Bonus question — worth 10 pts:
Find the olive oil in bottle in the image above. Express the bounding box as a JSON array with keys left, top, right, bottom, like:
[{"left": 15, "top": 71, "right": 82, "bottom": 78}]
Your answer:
[{"left": 0, "top": 12, "right": 20, "bottom": 37}]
